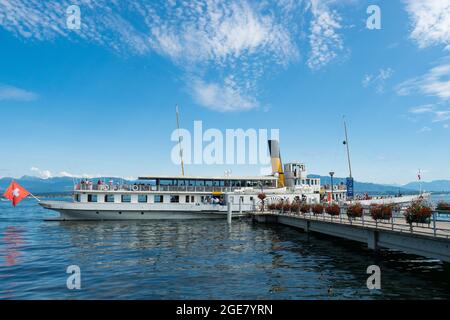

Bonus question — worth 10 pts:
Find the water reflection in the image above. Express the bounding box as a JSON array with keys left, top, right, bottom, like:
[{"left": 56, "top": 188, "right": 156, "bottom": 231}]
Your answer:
[{"left": 1, "top": 226, "right": 25, "bottom": 267}]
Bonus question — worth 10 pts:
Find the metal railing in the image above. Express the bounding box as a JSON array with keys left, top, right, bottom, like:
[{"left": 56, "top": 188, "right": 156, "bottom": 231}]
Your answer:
[{"left": 255, "top": 209, "right": 450, "bottom": 239}]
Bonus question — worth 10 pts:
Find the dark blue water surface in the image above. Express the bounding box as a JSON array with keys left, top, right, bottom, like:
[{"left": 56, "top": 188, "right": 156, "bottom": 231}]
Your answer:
[{"left": 1, "top": 195, "right": 450, "bottom": 299}]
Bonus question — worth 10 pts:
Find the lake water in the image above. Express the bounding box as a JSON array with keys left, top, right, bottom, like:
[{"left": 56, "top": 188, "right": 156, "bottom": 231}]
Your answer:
[{"left": 0, "top": 194, "right": 449, "bottom": 299}]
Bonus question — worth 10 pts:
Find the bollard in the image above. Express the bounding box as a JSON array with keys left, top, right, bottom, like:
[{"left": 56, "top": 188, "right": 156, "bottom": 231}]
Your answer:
[{"left": 227, "top": 202, "right": 232, "bottom": 224}]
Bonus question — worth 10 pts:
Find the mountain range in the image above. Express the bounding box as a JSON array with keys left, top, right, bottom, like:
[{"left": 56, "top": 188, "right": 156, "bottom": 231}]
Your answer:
[{"left": 0, "top": 175, "right": 449, "bottom": 194}]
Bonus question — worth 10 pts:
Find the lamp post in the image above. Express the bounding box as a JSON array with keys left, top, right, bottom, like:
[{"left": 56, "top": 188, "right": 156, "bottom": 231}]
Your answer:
[{"left": 329, "top": 171, "right": 335, "bottom": 204}]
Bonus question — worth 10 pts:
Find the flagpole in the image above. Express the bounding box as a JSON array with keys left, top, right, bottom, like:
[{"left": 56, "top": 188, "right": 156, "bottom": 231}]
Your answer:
[
  {"left": 28, "top": 192, "right": 41, "bottom": 202},
  {"left": 418, "top": 169, "right": 422, "bottom": 195}
]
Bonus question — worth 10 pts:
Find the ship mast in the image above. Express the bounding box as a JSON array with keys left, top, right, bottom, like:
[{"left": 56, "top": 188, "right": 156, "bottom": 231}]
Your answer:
[
  {"left": 343, "top": 116, "right": 353, "bottom": 178},
  {"left": 176, "top": 105, "right": 185, "bottom": 176}
]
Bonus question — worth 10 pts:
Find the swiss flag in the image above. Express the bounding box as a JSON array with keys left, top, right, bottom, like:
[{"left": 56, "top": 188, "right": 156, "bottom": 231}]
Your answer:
[{"left": 3, "top": 180, "right": 30, "bottom": 207}]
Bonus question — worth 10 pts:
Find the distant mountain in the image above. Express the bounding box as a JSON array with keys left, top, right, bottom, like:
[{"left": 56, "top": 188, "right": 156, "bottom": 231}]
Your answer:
[
  {"left": 0, "top": 176, "right": 74, "bottom": 194},
  {"left": 1, "top": 175, "right": 448, "bottom": 194},
  {"left": 402, "top": 180, "right": 450, "bottom": 192},
  {"left": 0, "top": 176, "right": 130, "bottom": 194},
  {"left": 308, "top": 175, "right": 415, "bottom": 194}
]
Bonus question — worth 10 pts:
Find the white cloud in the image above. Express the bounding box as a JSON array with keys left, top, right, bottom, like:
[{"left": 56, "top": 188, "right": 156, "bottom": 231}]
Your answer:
[
  {"left": 404, "top": 0, "right": 450, "bottom": 49},
  {"left": 30, "top": 167, "right": 52, "bottom": 179},
  {"left": 30, "top": 168, "right": 107, "bottom": 179},
  {"left": 444, "top": 123, "right": 449, "bottom": 128},
  {"left": 397, "top": 63, "right": 450, "bottom": 100},
  {"left": 433, "top": 110, "right": 450, "bottom": 122},
  {"left": 408, "top": 103, "right": 450, "bottom": 124},
  {"left": 142, "top": 0, "right": 300, "bottom": 111},
  {"left": 0, "top": 0, "right": 349, "bottom": 110},
  {"left": 307, "top": 0, "right": 344, "bottom": 70},
  {"left": 362, "top": 68, "right": 394, "bottom": 93},
  {"left": 409, "top": 104, "right": 434, "bottom": 113},
  {"left": 418, "top": 126, "right": 432, "bottom": 133},
  {"left": 0, "top": 84, "right": 38, "bottom": 101},
  {"left": 192, "top": 78, "right": 258, "bottom": 112},
  {"left": 147, "top": 1, "right": 298, "bottom": 66}
]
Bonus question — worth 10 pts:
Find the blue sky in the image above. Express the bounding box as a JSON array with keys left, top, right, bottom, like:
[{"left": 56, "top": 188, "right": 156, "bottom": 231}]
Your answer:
[{"left": 0, "top": 0, "right": 449, "bottom": 184}]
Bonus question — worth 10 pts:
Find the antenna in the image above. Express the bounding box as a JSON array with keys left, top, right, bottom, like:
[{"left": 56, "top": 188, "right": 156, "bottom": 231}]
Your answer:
[
  {"left": 176, "top": 104, "right": 185, "bottom": 176},
  {"left": 343, "top": 116, "right": 353, "bottom": 178}
]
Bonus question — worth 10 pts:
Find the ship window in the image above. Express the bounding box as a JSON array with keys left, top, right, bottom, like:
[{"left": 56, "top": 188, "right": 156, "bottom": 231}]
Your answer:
[
  {"left": 160, "top": 180, "right": 173, "bottom": 186},
  {"left": 185, "top": 195, "right": 190, "bottom": 203},
  {"left": 191, "top": 196, "right": 195, "bottom": 203},
  {"left": 154, "top": 195, "right": 164, "bottom": 203},
  {"left": 121, "top": 195, "right": 131, "bottom": 203},
  {"left": 138, "top": 195, "right": 148, "bottom": 203},
  {"left": 105, "top": 195, "right": 114, "bottom": 203},
  {"left": 74, "top": 194, "right": 80, "bottom": 202},
  {"left": 170, "top": 195, "right": 179, "bottom": 203},
  {"left": 87, "top": 194, "right": 97, "bottom": 202}
]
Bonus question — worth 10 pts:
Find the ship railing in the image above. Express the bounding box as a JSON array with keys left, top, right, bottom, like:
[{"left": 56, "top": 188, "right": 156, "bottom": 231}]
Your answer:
[
  {"left": 74, "top": 184, "right": 255, "bottom": 193},
  {"left": 75, "top": 184, "right": 156, "bottom": 192}
]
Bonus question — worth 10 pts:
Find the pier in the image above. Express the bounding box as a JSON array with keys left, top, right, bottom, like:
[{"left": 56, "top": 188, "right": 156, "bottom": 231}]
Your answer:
[{"left": 252, "top": 210, "right": 450, "bottom": 262}]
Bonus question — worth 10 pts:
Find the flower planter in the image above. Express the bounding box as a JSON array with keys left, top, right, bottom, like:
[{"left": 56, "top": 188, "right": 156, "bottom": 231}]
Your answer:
[
  {"left": 300, "top": 203, "right": 311, "bottom": 214},
  {"left": 404, "top": 201, "right": 432, "bottom": 225},
  {"left": 325, "top": 204, "right": 340, "bottom": 216},
  {"left": 312, "top": 204, "right": 324, "bottom": 215},
  {"left": 346, "top": 203, "right": 363, "bottom": 219},
  {"left": 370, "top": 204, "right": 392, "bottom": 221}
]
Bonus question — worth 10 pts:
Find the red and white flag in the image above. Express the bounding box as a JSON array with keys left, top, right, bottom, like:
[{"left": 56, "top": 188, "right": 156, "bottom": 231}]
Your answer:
[{"left": 3, "top": 180, "right": 30, "bottom": 207}]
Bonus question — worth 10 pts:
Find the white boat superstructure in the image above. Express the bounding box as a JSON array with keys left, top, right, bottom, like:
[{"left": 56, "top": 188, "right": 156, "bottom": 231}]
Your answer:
[{"left": 39, "top": 140, "right": 328, "bottom": 220}]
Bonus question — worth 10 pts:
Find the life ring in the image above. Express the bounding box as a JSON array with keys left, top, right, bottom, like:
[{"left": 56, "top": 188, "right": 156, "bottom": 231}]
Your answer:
[
  {"left": 132, "top": 185, "right": 139, "bottom": 191},
  {"left": 103, "top": 185, "right": 110, "bottom": 191},
  {"left": 113, "top": 185, "right": 119, "bottom": 191}
]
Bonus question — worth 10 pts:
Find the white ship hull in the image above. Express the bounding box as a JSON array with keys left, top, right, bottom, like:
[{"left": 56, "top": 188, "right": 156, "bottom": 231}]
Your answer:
[{"left": 40, "top": 201, "right": 250, "bottom": 221}]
